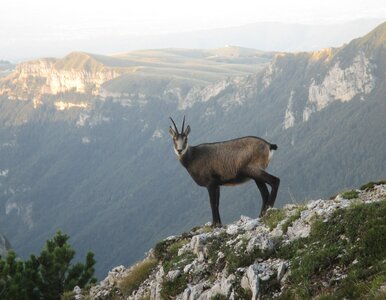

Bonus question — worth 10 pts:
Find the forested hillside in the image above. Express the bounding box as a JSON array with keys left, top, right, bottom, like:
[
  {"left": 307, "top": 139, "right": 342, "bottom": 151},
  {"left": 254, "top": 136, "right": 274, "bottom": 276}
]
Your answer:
[{"left": 0, "top": 24, "right": 385, "bottom": 277}]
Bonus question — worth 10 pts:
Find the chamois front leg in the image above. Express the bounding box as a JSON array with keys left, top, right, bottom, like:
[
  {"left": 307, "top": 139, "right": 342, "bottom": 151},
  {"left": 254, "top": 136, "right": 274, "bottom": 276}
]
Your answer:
[
  {"left": 214, "top": 186, "right": 221, "bottom": 225},
  {"left": 207, "top": 185, "right": 221, "bottom": 226}
]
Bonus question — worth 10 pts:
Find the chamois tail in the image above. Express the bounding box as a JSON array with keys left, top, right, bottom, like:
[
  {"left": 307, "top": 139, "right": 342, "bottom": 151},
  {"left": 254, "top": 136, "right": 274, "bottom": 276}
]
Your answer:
[{"left": 270, "top": 144, "right": 278, "bottom": 151}]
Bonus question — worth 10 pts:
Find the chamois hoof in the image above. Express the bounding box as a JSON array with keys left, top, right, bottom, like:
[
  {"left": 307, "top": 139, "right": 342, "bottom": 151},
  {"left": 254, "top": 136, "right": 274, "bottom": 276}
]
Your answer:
[{"left": 211, "top": 222, "right": 222, "bottom": 228}]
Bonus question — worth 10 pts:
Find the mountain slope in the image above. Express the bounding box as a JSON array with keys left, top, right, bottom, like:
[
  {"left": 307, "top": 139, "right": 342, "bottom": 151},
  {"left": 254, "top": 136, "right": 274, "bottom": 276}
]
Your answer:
[
  {"left": 83, "top": 183, "right": 386, "bottom": 299},
  {"left": 0, "top": 24, "right": 385, "bottom": 278}
]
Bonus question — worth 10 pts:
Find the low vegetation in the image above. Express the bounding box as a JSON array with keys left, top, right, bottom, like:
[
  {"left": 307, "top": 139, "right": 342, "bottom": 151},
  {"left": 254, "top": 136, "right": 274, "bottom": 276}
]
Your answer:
[
  {"left": 262, "top": 205, "right": 306, "bottom": 234},
  {"left": 360, "top": 180, "right": 386, "bottom": 190},
  {"left": 261, "top": 208, "right": 286, "bottom": 230},
  {"left": 281, "top": 206, "right": 306, "bottom": 234},
  {"left": 83, "top": 182, "right": 386, "bottom": 299},
  {"left": 152, "top": 236, "right": 195, "bottom": 298},
  {"left": 118, "top": 258, "right": 158, "bottom": 297},
  {"left": 207, "top": 234, "right": 269, "bottom": 275},
  {"left": 151, "top": 184, "right": 386, "bottom": 299},
  {"left": 154, "top": 236, "right": 191, "bottom": 263},
  {"left": 341, "top": 189, "right": 359, "bottom": 199},
  {"left": 276, "top": 200, "right": 386, "bottom": 299},
  {"left": 160, "top": 273, "right": 189, "bottom": 299}
]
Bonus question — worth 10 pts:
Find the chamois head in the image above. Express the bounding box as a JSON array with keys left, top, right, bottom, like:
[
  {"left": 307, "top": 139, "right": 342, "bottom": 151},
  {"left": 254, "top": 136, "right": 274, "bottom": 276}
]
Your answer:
[{"left": 169, "top": 116, "right": 191, "bottom": 158}]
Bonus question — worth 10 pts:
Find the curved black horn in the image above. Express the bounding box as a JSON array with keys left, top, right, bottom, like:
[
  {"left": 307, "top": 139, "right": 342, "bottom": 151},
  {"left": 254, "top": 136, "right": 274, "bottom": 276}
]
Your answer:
[
  {"left": 169, "top": 117, "right": 179, "bottom": 134},
  {"left": 182, "top": 115, "right": 185, "bottom": 133}
]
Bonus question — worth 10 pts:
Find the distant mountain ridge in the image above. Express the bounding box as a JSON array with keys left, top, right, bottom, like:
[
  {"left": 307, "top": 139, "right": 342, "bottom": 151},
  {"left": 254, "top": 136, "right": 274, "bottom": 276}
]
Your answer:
[
  {"left": 2, "top": 18, "right": 384, "bottom": 61},
  {"left": 0, "top": 23, "right": 385, "bottom": 278},
  {"left": 0, "top": 47, "right": 272, "bottom": 116}
]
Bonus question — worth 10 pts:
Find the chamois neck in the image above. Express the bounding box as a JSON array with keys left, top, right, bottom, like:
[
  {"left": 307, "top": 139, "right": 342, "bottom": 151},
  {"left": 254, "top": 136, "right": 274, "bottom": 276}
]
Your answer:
[{"left": 179, "top": 146, "right": 192, "bottom": 168}]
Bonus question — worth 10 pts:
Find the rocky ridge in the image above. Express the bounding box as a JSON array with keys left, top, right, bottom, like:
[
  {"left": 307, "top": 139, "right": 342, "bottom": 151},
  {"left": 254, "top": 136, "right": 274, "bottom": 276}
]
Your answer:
[
  {"left": 1, "top": 24, "right": 385, "bottom": 130},
  {"left": 0, "top": 48, "right": 269, "bottom": 112},
  {"left": 78, "top": 183, "right": 386, "bottom": 300},
  {"left": 0, "top": 55, "right": 123, "bottom": 105},
  {"left": 176, "top": 22, "right": 384, "bottom": 127}
]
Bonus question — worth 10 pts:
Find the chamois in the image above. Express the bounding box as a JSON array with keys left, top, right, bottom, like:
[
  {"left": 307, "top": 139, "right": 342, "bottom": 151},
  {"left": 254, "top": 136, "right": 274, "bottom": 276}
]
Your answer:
[{"left": 169, "top": 117, "right": 280, "bottom": 226}]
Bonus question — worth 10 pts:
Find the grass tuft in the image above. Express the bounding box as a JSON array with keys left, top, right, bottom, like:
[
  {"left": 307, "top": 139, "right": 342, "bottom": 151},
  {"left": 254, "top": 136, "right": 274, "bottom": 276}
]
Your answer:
[
  {"left": 341, "top": 189, "right": 359, "bottom": 199},
  {"left": 118, "top": 258, "right": 158, "bottom": 296},
  {"left": 261, "top": 208, "right": 286, "bottom": 230},
  {"left": 281, "top": 206, "right": 306, "bottom": 233},
  {"left": 61, "top": 291, "right": 75, "bottom": 300}
]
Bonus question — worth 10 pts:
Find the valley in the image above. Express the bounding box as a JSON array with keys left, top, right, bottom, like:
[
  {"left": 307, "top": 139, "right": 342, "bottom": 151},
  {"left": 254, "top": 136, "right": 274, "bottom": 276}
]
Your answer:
[{"left": 0, "top": 24, "right": 385, "bottom": 277}]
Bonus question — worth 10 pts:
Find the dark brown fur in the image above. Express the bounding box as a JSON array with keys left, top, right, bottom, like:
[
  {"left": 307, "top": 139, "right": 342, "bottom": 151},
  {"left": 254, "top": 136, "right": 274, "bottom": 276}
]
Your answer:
[
  {"left": 170, "top": 119, "right": 280, "bottom": 226},
  {"left": 180, "top": 137, "right": 272, "bottom": 186}
]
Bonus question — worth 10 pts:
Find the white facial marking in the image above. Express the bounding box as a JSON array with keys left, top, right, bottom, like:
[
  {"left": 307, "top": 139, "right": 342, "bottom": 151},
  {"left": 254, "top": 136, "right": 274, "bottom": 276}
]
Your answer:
[{"left": 174, "top": 139, "right": 188, "bottom": 157}]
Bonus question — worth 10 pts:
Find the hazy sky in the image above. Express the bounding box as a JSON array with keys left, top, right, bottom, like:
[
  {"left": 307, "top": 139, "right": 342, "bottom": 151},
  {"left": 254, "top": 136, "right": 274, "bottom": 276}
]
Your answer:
[
  {"left": 2, "top": 0, "right": 386, "bottom": 35},
  {"left": 1, "top": 0, "right": 386, "bottom": 60}
]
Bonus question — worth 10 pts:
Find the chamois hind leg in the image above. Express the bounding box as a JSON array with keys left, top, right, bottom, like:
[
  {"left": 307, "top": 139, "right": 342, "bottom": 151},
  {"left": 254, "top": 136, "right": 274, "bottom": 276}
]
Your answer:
[
  {"left": 257, "top": 170, "right": 280, "bottom": 210},
  {"left": 246, "top": 167, "right": 280, "bottom": 215},
  {"left": 255, "top": 181, "right": 270, "bottom": 217},
  {"left": 207, "top": 185, "right": 221, "bottom": 226}
]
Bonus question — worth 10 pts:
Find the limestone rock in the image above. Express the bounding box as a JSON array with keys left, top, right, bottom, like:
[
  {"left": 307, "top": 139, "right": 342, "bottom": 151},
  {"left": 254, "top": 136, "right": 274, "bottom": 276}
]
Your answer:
[
  {"left": 241, "top": 264, "right": 260, "bottom": 300},
  {"left": 84, "top": 184, "right": 386, "bottom": 300}
]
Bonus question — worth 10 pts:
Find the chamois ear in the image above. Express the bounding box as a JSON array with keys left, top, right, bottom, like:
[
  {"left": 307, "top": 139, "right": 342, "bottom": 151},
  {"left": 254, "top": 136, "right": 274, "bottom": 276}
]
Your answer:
[
  {"left": 184, "top": 125, "right": 191, "bottom": 136},
  {"left": 169, "top": 126, "right": 177, "bottom": 137}
]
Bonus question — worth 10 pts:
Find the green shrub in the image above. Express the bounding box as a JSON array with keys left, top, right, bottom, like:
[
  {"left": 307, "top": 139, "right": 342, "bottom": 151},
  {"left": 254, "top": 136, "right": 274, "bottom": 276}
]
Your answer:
[
  {"left": 118, "top": 258, "right": 158, "bottom": 296},
  {"left": 153, "top": 240, "right": 171, "bottom": 260},
  {"left": 61, "top": 291, "right": 75, "bottom": 300},
  {"left": 360, "top": 180, "right": 386, "bottom": 190},
  {"left": 162, "top": 252, "right": 195, "bottom": 274},
  {"left": 160, "top": 273, "right": 189, "bottom": 298},
  {"left": 341, "top": 189, "right": 359, "bottom": 199},
  {"left": 153, "top": 238, "right": 189, "bottom": 261},
  {"left": 0, "top": 231, "right": 96, "bottom": 300}
]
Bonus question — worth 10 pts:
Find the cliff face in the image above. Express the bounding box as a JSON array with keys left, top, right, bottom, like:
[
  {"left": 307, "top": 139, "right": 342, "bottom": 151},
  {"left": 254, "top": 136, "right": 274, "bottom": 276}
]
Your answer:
[
  {"left": 196, "top": 24, "right": 384, "bottom": 134},
  {"left": 0, "top": 47, "right": 269, "bottom": 112},
  {"left": 1, "top": 23, "right": 384, "bottom": 126},
  {"left": 177, "top": 38, "right": 381, "bottom": 130},
  {"left": 82, "top": 183, "right": 386, "bottom": 300},
  {"left": 0, "top": 56, "right": 122, "bottom": 104},
  {"left": 0, "top": 233, "right": 11, "bottom": 258}
]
